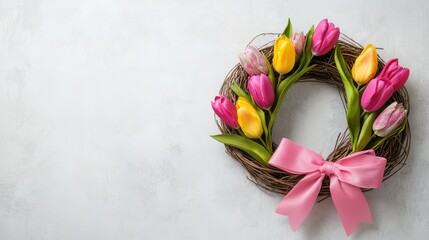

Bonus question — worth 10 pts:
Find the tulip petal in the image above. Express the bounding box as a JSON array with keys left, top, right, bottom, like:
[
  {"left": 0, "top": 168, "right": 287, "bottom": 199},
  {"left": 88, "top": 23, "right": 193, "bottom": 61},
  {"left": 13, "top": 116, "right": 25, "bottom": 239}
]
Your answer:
[
  {"left": 381, "top": 59, "right": 399, "bottom": 77},
  {"left": 312, "top": 19, "right": 328, "bottom": 51},
  {"left": 391, "top": 68, "right": 410, "bottom": 91},
  {"left": 362, "top": 78, "right": 395, "bottom": 112}
]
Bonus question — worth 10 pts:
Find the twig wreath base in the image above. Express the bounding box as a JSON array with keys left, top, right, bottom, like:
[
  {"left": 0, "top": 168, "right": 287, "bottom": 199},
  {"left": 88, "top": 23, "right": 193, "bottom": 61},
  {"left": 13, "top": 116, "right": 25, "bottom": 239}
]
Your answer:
[{"left": 217, "top": 36, "right": 411, "bottom": 200}]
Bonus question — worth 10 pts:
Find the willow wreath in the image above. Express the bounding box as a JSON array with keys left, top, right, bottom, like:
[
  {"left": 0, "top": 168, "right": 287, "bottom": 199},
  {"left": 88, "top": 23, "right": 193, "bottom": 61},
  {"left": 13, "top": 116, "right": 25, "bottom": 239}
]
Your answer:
[{"left": 211, "top": 18, "right": 410, "bottom": 235}]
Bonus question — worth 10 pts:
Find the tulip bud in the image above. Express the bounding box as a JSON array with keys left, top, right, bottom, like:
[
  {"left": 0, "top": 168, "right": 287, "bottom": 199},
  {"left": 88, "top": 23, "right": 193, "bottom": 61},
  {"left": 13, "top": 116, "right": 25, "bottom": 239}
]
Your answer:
[
  {"left": 247, "top": 74, "right": 275, "bottom": 110},
  {"left": 238, "top": 46, "right": 268, "bottom": 76},
  {"left": 211, "top": 96, "right": 239, "bottom": 129},
  {"left": 311, "top": 19, "right": 340, "bottom": 56},
  {"left": 291, "top": 32, "right": 305, "bottom": 60},
  {"left": 352, "top": 44, "right": 378, "bottom": 85},
  {"left": 236, "top": 97, "right": 263, "bottom": 138},
  {"left": 373, "top": 102, "right": 407, "bottom": 137},
  {"left": 361, "top": 59, "right": 410, "bottom": 112},
  {"left": 273, "top": 35, "right": 296, "bottom": 75}
]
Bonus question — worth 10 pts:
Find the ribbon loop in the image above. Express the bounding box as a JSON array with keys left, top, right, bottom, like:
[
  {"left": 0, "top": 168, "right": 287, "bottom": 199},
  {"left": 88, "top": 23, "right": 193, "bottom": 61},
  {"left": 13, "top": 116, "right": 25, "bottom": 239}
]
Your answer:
[{"left": 269, "top": 138, "right": 386, "bottom": 236}]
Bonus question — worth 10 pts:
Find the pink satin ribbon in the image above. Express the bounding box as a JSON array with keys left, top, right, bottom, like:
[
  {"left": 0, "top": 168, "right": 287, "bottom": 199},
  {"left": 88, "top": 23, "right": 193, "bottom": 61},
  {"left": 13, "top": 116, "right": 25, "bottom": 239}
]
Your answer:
[{"left": 269, "top": 138, "right": 386, "bottom": 236}]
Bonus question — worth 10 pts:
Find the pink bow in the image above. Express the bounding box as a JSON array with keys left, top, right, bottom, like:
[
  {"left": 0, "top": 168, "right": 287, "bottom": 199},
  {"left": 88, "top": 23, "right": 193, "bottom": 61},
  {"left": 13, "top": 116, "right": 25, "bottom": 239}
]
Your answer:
[{"left": 269, "top": 138, "right": 386, "bottom": 236}]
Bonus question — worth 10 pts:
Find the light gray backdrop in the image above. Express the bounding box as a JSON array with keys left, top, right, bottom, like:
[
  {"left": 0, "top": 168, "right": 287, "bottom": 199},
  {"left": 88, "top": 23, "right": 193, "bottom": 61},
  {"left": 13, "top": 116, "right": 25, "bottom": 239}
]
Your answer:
[{"left": 0, "top": 0, "right": 428, "bottom": 239}]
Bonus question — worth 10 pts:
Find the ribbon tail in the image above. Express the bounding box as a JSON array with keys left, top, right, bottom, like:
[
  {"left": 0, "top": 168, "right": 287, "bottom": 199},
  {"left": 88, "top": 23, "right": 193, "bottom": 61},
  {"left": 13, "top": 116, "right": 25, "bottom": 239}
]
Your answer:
[
  {"left": 330, "top": 176, "right": 372, "bottom": 236},
  {"left": 276, "top": 172, "right": 323, "bottom": 231}
]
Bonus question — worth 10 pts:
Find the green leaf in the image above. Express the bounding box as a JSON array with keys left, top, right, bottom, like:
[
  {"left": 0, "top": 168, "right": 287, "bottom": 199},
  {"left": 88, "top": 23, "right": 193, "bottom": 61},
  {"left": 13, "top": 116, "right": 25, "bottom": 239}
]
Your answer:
[
  {"left": 262, "top": 52, "right": 276, "bottom": 86},
  {"left": 254, "top": 107, "right": 269, "bottom": 142},
  {"left": 297, "top": 25, "right": 315, "bottom": 72},
  {"left": 230, "top": 83, "right": 251, "bottom": 101},
  {"left": 367, "top": 116, "right": 408, "bottom": 149},
  {"left": 355, "top": 112, "right": 377, "bottom": 152},
  {"left": 211, "top": 134, "right": 272, "bottom": 164},
  {"left": 304, "top": 26, "right": 315, "bottom": 64},
  {"left": 282, "top": 18, "right": 293, "bottom": 38},
  {"left": 268, "top": 65, "right": 316, "bottom": 131},
  {"left": 334, "top": 45, "right": 361, "bottom": 149}
]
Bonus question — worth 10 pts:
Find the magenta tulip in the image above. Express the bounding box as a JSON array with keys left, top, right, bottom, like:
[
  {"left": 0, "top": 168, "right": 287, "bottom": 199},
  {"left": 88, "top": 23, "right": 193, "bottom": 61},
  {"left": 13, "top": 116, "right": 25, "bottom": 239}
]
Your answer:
[
  {"left": 377, "top": 59, "right": 410, "bottom": 91},
  {"left": 361, "top": 59, "right": 410, "bottom": 112},
  {"left": 247, "top": 74, "right": 275, "bottom": 109},
  {"left": 238, "top": 46, "right": 268, "bottom": 76},
  {"left": 291, "top": 32, "right": 305, "bottom": 60},
  {"left": 373, "top": 102, "right": 407, "bottom": 137},
  {"left": 311, "top": 19, "right": 340, "bottom": 56},
  {"left": 211, "top": 96, "right": 239, "bottom": 128}
]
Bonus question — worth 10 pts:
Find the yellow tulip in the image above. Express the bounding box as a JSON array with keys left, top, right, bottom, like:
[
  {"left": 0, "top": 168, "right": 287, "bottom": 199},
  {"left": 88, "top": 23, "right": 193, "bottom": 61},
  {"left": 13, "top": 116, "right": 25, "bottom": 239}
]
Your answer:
[
  {"left": 273, "top": 35, "right": 296, "bottom": 75},
  {"left": 352, "top": 44, "right": 378, "bottom": 85},
  {"left": 236, "top": 97, "right": 263, "bottom": 139}
]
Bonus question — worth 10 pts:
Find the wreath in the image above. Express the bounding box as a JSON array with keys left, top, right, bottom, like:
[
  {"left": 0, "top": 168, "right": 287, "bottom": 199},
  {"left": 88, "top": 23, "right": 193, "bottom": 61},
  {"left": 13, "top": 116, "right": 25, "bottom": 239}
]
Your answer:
[{"left": 210, "top": 19, "right": 410, "bottom": 236}]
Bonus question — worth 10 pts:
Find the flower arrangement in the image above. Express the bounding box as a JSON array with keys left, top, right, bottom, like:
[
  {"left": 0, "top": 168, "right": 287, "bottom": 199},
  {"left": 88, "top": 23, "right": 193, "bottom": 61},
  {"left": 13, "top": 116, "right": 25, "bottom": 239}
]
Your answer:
[{"left": 211, "top": 19, "right": 411, "bottom": 236}]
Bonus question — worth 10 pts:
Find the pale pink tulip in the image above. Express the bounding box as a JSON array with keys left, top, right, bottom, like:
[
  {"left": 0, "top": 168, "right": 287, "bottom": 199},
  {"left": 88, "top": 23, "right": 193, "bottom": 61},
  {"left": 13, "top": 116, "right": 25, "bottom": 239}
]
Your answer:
[
  {"left": 373, "top": 102, "right": 407, "bottom": 137},
  {"left": 291, "top": 32, "right": 305, "bottom": 59},
  {"left": 238, "top": 46, "right": 268, "bottom": 76}
]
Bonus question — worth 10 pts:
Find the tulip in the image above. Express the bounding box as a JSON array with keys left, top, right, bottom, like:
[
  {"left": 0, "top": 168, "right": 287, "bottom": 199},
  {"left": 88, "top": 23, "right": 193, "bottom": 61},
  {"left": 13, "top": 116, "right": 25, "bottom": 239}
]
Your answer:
[
  {"left": 248, "top": 74, "right": 275, "bottom": 109},
  {"left": 236, "top": 97, "right": 263, "bottom": 138},
  {"left": 373, "top": 102, "right": 407, "bottom": 137},
  {"left": 291, "top": 32, "right": 305, "bottom": 60},
  {"left": 361, "top": 59, "right": 410, "bottom": 112},
  {"left": 361, "top": 77, "right": 395, "bottom": 112},
  {"left": 352, "top": 44, "right": 378, "bottom": 85},
  {"left": 273, "top": 35, "right": 296, "bottom": 75},
  {"left": 311, "top": 19, "right": 340, "bottom": 56},
  {"left": 238, "top": 46, "right": 268, "bottom": 76},
  {"left": 378, "top": 58, "right": 410, "bottom": 91},
  {"left": 211, "top": 96, "right": 239, "bottom": 129}
]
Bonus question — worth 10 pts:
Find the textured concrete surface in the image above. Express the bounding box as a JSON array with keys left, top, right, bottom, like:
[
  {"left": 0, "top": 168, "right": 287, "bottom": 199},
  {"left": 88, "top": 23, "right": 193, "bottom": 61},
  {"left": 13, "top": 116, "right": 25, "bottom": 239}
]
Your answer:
[{"left": 0, "top": 0, "right": 428, "bottom": 239}]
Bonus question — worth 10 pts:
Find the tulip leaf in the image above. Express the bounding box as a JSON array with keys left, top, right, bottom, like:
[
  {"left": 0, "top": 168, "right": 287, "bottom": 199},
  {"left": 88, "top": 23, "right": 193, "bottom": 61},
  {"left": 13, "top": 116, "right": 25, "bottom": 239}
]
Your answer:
[
  {"left": 254, "top": 107, "right": 269, "bottom": 145},
  {"left": 231, "top": 83, "right": 251, "bottom": 101},
  {"left": 366, "top": 116, "right": 408, "bottom": 150},
  {"left": 269, "top": 65, "right": 316, "bottom": 131},
  {"left": 211, "top": 134, "right": 272, "bottom": 164},
  {"left": 262, "top": 52, "right": 276, "bottom": 86},
  {"left": 282, "top": 18, "right": 293, "bottom": 38},
  {"left": 334, "top": 45, "right": 361, "bottom": 149},
  {"left": 297, "top": 25, "right": 315, "bottom": 72},
  {"left": 355, "top": 112, "right": 377, "bottom": 152}
]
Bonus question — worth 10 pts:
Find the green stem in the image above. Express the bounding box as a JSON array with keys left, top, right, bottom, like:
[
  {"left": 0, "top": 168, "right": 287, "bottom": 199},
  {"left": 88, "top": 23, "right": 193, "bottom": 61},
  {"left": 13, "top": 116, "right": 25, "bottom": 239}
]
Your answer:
[
  {"left": 258, "top": 137, "right": 268, "bottom": 150},
  {"left": 276, "top": 74, "right": 282, "bottom": 88},
  {"left": 265, "top": 110, "right": 273, "bottom": 153},
  {"left": 237, "top": 128, "right": 245, "bottom": 137}
]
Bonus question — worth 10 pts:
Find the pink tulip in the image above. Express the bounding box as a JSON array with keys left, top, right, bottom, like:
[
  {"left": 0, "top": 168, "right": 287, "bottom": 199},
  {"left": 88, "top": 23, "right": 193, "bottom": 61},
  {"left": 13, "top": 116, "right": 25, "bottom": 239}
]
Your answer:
[
  {"left": 291, "top": 32, "right": 305, "bottom": 59},
  {"left": 373, "top": 102, "right": 407, "bottom": 137},
  {"left": 211, "top": 96, "right": 239, "bottom": 128},
  {"left": 377, "top": 58, "right": 410, "bottom": 91},
  {"left": 238, "top": 46, "right": 268, "bottom": 76},
  {"left": 311, "top": 19, "right": 340, "bottom": 56},
  {"left": 361, "top": 59, "right": 410, "bottom": 112},
  {"left": 247, "top": 74, "right": 275, "bottom": 109}
]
